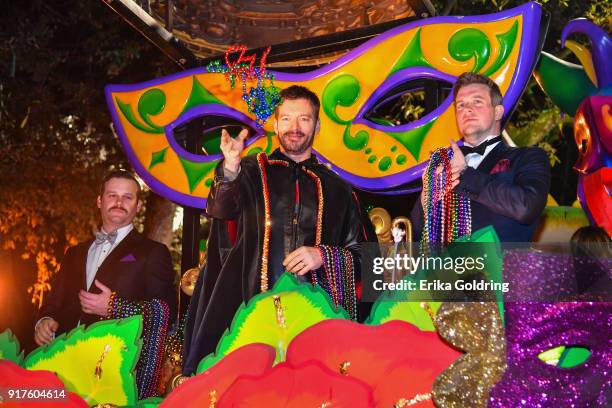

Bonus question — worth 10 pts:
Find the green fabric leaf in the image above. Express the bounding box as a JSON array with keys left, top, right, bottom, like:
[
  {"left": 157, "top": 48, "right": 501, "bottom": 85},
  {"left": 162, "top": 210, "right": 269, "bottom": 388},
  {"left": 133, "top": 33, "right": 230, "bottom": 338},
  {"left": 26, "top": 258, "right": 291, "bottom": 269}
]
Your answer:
[
  {"left": 450, "top": 226, "right": 504, "bottom": 322},
  {"left": 366, "top": 299, "right": 441, "bottom": 331},
  {"left": 24, "top": 316, "right": 142, "bottom": 406},
  {"left": 0, "top": 329, "right": 24, "bottom": 365},
  {"left": 196, "top": 273, "right": 348, "bottom": 373}
]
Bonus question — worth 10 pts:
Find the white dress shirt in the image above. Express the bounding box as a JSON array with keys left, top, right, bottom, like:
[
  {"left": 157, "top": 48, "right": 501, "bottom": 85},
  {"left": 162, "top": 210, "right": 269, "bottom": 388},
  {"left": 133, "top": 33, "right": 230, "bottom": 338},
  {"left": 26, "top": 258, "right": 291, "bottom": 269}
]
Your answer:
[
  {"left": 85, "top": 224, "right": 133, "bottom": 290},
  {"left": 463, "top": 135, "right": 501, "bottom": 169}
]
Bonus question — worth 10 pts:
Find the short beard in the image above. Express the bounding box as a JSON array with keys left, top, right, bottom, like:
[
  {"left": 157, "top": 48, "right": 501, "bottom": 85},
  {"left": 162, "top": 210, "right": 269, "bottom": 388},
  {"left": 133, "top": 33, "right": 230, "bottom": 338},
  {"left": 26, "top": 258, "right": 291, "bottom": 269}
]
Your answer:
[{"left": 279, "top": 130, "right": 314, "bottom": 155}]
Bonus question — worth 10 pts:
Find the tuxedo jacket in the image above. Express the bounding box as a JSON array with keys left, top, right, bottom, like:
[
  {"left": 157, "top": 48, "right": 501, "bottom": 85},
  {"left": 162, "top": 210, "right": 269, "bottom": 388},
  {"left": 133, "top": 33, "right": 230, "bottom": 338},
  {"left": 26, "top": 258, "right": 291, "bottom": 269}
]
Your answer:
[
  {"left": 412, "top": 142, "right": 551, "bottom": 242},
  {"left": 38, "top": 229, "right": 176, "bottom": 334}
]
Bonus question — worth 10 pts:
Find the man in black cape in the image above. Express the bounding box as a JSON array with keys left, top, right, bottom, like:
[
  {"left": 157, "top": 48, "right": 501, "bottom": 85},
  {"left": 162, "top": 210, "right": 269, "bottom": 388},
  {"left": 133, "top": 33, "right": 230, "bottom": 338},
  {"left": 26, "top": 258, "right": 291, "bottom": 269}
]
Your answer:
[{"left": 182, "top": 85, "right": 373, "bottom": 375}]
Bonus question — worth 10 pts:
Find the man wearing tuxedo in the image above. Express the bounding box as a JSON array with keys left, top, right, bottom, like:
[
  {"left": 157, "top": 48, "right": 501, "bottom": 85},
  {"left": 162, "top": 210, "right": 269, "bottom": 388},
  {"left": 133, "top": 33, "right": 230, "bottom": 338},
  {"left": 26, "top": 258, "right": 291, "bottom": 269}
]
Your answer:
[
  {"left": 33, "top": 170, "right": 176, "bottom": 397},
  {"left": 34, "top": 170, "right": 176, "bottom": 341},
  {"left": 412, "top": 72, "right": 550, "bottom": 242}
]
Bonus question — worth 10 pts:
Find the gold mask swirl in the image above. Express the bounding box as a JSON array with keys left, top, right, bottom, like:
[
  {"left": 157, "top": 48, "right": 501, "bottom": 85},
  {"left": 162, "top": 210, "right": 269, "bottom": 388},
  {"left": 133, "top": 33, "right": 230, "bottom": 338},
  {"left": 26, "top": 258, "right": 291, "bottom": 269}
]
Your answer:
[{"left": 432, "top": 302, "right": 506, "bottom": 408}]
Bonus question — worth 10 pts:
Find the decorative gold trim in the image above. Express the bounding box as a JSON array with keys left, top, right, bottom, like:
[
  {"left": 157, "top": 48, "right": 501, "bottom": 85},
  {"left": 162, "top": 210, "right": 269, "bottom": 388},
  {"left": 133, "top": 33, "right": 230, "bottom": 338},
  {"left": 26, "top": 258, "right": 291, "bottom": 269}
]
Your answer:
[
  {"left": 256, "top": 152, "right": 272, "bottom": 292},
  {"left": 303, "top": 167, "right": 324, "bottom": 245}
]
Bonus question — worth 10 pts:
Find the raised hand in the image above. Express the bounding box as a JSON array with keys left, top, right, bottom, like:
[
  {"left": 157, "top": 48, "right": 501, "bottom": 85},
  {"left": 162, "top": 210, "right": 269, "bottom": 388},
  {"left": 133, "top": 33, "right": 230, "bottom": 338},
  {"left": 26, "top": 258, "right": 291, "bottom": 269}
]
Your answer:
[{"left": 220, "top": 128, "right": 249, "bottom": 173}]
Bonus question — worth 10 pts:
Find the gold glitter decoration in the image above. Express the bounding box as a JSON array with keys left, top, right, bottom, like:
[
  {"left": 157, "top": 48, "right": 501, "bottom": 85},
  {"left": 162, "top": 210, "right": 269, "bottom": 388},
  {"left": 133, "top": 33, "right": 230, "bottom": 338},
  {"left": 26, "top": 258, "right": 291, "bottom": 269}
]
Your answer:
[
  {"left": 273, "top": 295, "right": 287, "bottom": 329},
  {"left": 420, "top": 301, "right": 436, "bottom": 322},
  {"left": 94, "top": 344, "right": 112, "bottom": 380},
  {"left": 432, "top": 302, "right": 506, "bottom": 408},
  {"left": 302, "top": 167, "right": 324, "bottom": 245},
  {"left": 339, "top": 360, "right": 351, "bottom": 375},
  {"left": 209, "top": 389, "right": 217, "bottom": 408},
  {"left": 394, "top": 393, "right": 431, "bottom": 407}
]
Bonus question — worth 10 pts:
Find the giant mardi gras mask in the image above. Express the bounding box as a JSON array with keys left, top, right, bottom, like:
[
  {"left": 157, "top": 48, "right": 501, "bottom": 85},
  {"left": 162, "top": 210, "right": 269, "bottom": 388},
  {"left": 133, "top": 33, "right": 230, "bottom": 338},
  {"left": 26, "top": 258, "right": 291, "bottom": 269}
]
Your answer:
[
  {"left": 534, "top": 19, "right": 612, "bottom": 235},
  {"left": 106, "top": 2, "right": 544, "bottom": 209}
]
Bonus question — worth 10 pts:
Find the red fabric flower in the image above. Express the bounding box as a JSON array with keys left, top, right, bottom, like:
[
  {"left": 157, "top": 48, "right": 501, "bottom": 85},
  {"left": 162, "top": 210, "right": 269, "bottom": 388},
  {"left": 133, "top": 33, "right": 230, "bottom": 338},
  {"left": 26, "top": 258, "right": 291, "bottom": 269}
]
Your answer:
[
  {"left": 161, "top": 343, "right": 275, "bottom": 407},
  {"left": 489, "top": 159, "right": 511, "bottom": 174},
  {"left": 285, "top": 319, "right": 462, "bottom": 407},
  {"left": 218, "top": 360, "right": 374, "bottom": 407},
  {"left": 0, "top": 360, "right": 87, "bottom": 408}
]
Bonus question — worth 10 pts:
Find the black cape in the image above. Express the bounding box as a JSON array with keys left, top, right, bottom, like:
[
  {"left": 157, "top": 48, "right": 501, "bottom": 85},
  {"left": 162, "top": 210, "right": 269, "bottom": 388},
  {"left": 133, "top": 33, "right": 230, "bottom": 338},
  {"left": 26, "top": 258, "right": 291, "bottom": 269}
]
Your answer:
[{"left": 182, "top": 150, "right": 371, "bottom": 374}]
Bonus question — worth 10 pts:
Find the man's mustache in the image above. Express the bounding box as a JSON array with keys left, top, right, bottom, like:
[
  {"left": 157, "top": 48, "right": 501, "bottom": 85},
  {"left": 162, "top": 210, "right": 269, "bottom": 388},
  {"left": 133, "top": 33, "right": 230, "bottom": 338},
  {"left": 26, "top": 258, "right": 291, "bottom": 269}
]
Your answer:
[
  {"left": 109, "top": 206, "right": 127, "bottom": 213},
  {"left": 282, "top": 131, "right": 306, "bottom": 138}
]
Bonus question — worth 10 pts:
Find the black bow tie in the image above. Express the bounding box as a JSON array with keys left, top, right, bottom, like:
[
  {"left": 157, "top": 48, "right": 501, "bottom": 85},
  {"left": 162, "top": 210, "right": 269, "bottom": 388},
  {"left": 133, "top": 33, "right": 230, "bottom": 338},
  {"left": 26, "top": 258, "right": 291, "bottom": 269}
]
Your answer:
[{"left": 459, "top": 136, "right": 502, "bottom": 156}]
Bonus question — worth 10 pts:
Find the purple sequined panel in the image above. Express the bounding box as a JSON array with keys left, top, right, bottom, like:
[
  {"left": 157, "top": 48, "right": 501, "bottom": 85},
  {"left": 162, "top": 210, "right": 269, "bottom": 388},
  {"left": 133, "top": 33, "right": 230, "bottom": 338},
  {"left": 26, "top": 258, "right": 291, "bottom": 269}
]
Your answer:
[{"left": 488, "top": 301, "right": 612, "bottom": 407}]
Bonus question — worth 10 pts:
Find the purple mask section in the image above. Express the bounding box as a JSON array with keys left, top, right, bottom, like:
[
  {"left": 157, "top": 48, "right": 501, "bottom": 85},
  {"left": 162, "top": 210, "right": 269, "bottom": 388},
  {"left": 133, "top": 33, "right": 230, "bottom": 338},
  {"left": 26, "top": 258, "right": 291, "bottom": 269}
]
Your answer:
[
  {"left": 503, "top": 250, "right": 577, "bottom": 302},
  {"left": 502, "top": 249, "right": 612, "bottom": 301},
  {"left": 562, "top": 18, "right": 612, "bottom": 88},
  {"left": 488, "top": 301, "right": 612, "bottom": 407}
]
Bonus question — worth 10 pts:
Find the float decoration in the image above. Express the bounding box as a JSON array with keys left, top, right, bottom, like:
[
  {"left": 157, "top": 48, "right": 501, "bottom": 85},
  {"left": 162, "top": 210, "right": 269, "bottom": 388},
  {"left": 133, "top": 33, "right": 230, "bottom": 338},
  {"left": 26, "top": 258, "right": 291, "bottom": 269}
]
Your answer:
[
  {"left": 0, "top": 360, "right": 88, "bottom": 407},
  {"left": 162, "top": 320, "right": 462, "bottom": 407},
  {"left": 161, "top": 343, "right": 276, "bottom": 407},
  {"left": 24, "top": 316, "right": 142, "bottom": 406},
  {"left": 533, "top": 53, "right": 597, "bottom": 116},
  {"left": 366, "top": 300, "right": 441, "bottom": 331},
  {"left": 573, "top": 95, "right": 612, "bottom": 234},
  {"left": 534, "top": 18, "right": 612, "bottom": 234},
  {"left": 534, "top": 17, "right": 611, "bottom": 116},
  {"left": 432, "top": 302, "right": 506, "bottom": 408},
  {"left": 285, "top": 319, "right": 461, "bottom": 407},
  {"left": 366, "top": 226, "right": 503, "bottom": 329},
  {"left": 488, "top": 302, "right": 612, "bottom": 407},
  {"left": 0, "top": 329, "right": 24, "bottom": 366},
  {"left": 195, "top": 273, "right": 348, "bottom": 373},
  {"left": 106, "top": 2, "right": 545, "bottom": 208},
  {"left": 218, "top": 360, "right": 374, "bottom": 407},
  {"left": 206, "top": 45, "right": 280, "bottom": 128}
]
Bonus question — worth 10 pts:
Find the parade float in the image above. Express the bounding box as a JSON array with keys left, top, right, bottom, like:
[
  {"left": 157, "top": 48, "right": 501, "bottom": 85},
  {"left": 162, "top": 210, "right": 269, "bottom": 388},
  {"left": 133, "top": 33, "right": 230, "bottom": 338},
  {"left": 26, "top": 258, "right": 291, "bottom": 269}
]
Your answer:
[{"left": 2, "top": 2, "right": 610, "bottom": 407}]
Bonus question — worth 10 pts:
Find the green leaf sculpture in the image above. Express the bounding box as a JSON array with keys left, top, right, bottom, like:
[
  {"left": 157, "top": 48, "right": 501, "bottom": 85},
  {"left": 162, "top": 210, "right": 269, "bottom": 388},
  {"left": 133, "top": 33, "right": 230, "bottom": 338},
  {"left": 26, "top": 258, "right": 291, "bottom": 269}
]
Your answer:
[
  {"left": 24, "top": 316, "right": 142, "bottom": 406},
  {"left": 197, "top": 273, "right": 348, "bottom": 373},
  {"left": 366, "top": 226, "right": 503, "bottom": 328},
  {"left": 0, "top": 329, "right": 24, "bottom": 365}
]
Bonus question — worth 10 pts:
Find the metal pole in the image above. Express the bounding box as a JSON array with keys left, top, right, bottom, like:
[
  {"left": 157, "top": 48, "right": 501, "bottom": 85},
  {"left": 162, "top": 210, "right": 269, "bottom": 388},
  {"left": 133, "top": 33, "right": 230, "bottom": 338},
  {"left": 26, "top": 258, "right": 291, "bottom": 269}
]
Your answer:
[{"left": 180, "top": 119, "right": 202, "bottom": 274}]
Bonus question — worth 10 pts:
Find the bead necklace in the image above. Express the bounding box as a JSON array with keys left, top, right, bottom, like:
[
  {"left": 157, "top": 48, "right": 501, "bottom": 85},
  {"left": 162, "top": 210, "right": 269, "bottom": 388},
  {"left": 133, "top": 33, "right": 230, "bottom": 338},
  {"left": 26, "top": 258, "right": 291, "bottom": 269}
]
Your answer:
[{"left": 421, "top": 147, "right": 471, "bottom": 245}]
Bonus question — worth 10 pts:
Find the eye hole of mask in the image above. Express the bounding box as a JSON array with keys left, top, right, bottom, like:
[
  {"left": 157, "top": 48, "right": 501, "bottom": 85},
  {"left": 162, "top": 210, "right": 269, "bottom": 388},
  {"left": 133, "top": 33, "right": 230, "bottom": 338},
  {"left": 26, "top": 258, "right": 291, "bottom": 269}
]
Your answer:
[
  {"left": 362, "top": 78, "right": 452, "bottom": 127},
  {"left": 538, "top": 345, "right": 592, "bottom": 368},
  {"left": 173, "top": 115, "right": 258, "bottom": 156}
]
